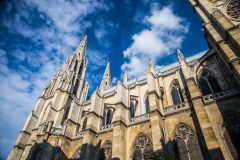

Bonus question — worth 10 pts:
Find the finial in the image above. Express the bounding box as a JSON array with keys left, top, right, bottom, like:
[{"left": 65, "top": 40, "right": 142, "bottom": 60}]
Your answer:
[
  {"left": 123, "top": 71, "right": 128, "bottom": 84},
  {"left": 148, "top": 58, "right": 154, "bottom": 73},
  {"left": 148, "top": 58, "right": 153, "bottom": 67},
  {"left": 177, "top": 48, "right": 184, "bottom": 60}
]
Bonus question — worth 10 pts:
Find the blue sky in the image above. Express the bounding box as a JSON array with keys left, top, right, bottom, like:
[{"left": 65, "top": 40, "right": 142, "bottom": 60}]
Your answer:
[{"left": 0, "top": 0, "right": 208, "bottom": 159}]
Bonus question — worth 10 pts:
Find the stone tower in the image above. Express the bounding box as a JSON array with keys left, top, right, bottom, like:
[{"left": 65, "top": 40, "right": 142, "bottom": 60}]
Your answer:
[{"left": 8, "top": 35, "right": 89, "bottom": 160}]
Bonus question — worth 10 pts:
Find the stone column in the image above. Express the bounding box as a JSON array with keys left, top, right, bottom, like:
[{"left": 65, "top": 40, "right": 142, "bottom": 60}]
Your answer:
[
  {"left": 186, "top": 78, "right": 224, "bottom": 159},
  {"left": 148, "top": 92, "right": 164, "bottom": 153},
  {"left": 112, "top": 103, "right": 127, "bottom": 160}
]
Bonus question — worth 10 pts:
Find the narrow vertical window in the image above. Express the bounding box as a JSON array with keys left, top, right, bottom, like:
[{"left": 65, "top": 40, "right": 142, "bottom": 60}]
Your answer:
[
  {"left": 171, "top": 80, "right": 184, "bottom": 106},
  {"left": 106, "top": 110, "right": 112, "bottom": 125},
  {"left": 78, "top": 62, "right": 83, "bottom": 75},
  {"left": 73, "top": 79, "right": 79, "bottom": 96},
  {"left": 82, "top": 117, "right": 87, "bottom": 131},
  {"left": 130, "top": 99, "right": 138, "bottom": 118},
  {"left": 145, "top": 95, "right": 150, "bottom": 113},
  {"left": 74, "top": 60, "right": 78, "bottom": 72}
]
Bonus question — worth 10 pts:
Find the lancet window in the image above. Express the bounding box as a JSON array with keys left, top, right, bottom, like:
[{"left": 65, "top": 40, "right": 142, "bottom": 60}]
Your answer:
[
  {"left": 145, "top": 95, "right": 150, "bottom": 113},
  {"left": 73, "top": 79, "right": 79, "bottom": 96},
  {"left": 198, "top": 69, "right": 221, "bottom": 96},
  {"left": 170, "top": 79, "right": 184, "bottom": 106},
  {"left": 82, "top": 117, "right": 87, "bottom": 131},
  {"left": 74, "top": 60, "right": 78, "bottom": 72},
  {"left": 132, "top": 133, "right": 153, "bottom": 160},
  {"left": 78, "top": 62, "right": 83, "bottom": 75},
  {"left": 130, "top": 99, "right": 138, "bottom": 118},
  {"left": 173, "top": 123, "right": 203, "bottom": 160}
]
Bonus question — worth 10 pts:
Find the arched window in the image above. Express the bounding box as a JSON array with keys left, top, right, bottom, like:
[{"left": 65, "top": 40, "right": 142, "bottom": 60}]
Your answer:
[
  {"left": 98, "top": 141, "right": 112, "bottom": 160},
  {"left": 223, "top": 112, "right": 240, "bottom": 159},
  {"left": 130, "top": 99, "right": 138, "bottom": 118},
  {"left": 132, "top": 133, "right": 153, "bottom": 160},
  {"left": 145, "top": 95, "right": 150, "bottom": 113},
  {"left": 73, "top": 79, "right": 79, "bottom": 96},
  {"left": 171, "top": 80, "right": 184, "bottom": 105},
  {"left": 103, "top": 108, "right": 113, "bottom": 125},
  {"left": 198, "top": 70, "right": 221, "bottom": 96},
  {"left": 82, "top": 117, "right": 87, "bottom": 131},
  {"left": 174, "top": 123, "right": 203, "bottom": 160}
]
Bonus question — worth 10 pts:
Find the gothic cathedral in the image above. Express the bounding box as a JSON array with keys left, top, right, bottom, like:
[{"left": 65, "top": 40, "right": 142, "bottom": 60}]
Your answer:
[{"left": 8, "top": 0, "right": 240, "bottom": 160}]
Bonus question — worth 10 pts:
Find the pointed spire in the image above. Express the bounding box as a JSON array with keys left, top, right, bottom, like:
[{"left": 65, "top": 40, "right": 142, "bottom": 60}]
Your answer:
[
  {"left": 99, "top": 62, "right": 112, "bottom": 91},
  {"left": 74, "top": 35, "right": 88, "bottom": 60},
  {"left": 176, "top": 49, "right": 192, "bottom": 79}
]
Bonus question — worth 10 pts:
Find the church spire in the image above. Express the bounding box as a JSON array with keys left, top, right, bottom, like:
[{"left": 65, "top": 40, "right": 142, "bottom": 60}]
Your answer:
[
  {"left": 177, "top": 48, "right": 191, "bottom": 79},
  {"left": 99, "top": 62, "right": 112, "bottom": 92},
  {"left": 177, "top": 48, "right": 185, "bottom": 61},
  {"left": 74, "top": 35, "right": 88, "bottom": 61}
]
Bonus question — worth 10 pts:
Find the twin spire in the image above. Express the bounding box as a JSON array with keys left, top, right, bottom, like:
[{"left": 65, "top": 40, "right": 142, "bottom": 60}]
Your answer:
[{"left": 72, "top": 36, "right": 189, "bottom": 92}]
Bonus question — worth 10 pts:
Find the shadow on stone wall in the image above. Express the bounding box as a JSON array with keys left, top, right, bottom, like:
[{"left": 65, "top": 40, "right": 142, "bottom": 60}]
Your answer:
[
  {"left": 26, "top": 140, "right": 68, "bottom": 160},
  {"left": 25, "top": 139, "right": 226, "bottom": 160}
]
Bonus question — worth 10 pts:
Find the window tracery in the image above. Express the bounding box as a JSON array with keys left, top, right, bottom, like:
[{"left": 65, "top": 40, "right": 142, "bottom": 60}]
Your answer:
[
  {"left": 198, "top": 69, "right": 221, "bottom": 96},
  {"left": 132, "top": 133, "right": 153, "bottom": 160},
  {"left": 225, "top": 0, "right": 240, "bottom": 20},
  {"left": 174, "top": 123, "right": 203, "bottom": 160}
]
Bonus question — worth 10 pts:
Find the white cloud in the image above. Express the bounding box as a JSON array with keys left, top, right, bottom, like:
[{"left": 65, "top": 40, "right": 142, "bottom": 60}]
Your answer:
[
  {"left": 121, "top": 6, "right": 189, "bottom": 78},
  {"left": 112, "top": 77, "right": 118, "bottom": 85}
]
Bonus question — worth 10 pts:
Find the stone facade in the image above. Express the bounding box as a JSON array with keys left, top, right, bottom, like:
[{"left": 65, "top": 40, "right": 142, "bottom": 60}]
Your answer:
[{"left": 8, "top": 0, "right": 240, "bottom": 159}]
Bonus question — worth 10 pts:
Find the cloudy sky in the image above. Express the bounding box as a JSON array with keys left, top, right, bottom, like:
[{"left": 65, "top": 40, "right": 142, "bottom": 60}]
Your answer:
[{"left": 0, "top": 0, "right": 208, "bottom": 158}]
